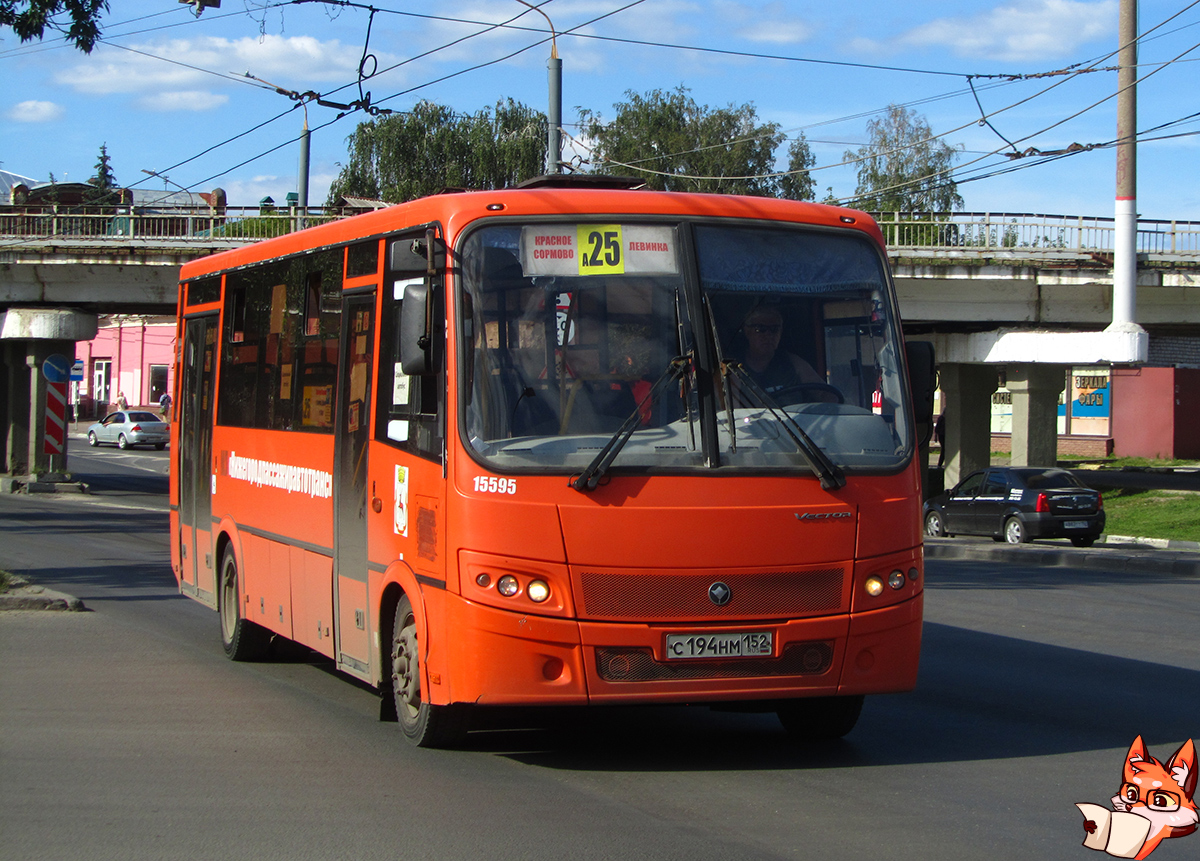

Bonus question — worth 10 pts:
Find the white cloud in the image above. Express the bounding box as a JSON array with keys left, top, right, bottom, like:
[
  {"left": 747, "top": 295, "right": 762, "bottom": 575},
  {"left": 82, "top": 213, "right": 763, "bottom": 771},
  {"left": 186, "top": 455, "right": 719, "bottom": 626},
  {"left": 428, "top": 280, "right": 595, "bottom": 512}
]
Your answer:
[
  {"left": 138, "top": 91, "right": 230, "bottom": 112},
  {"left": 55, "top": 35, "right": 374, "bottom": 95},
  {"left": 894, "top": 0, "right": 1116, "bottom": 62},
  {"left": 7, "top": 100, "right": 64, "bottom": 123},
  {"left": 722, "top": 2, "right": 814, "bottom": 45},
  {"left": 219, "top": 174, "right": 288, "bottom": 207}
]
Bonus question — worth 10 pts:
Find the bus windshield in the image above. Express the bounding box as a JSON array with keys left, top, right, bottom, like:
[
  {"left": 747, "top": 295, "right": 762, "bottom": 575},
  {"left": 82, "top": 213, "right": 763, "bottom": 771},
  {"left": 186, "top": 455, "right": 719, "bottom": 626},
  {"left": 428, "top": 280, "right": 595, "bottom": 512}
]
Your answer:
[{"left": 460, "top": 220, "right": 912, "bottom": 475}]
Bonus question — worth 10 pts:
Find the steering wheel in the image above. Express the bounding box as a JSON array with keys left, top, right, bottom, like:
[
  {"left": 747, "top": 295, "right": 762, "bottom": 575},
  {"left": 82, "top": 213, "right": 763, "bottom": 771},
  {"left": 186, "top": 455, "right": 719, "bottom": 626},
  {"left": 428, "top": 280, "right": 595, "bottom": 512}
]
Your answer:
[{"left": 771, "top": 382, "right": 844, "bottom": 405}]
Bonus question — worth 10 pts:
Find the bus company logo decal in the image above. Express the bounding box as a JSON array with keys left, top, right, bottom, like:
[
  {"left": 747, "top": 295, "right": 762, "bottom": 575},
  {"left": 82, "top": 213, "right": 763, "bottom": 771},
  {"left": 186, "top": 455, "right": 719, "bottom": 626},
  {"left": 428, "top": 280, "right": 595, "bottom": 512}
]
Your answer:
[
  {"left": 708, "top": 582, "right": 732, "bottom": 606},
  {"left": 794, "top": 511, "right": 852, "bottom": 521},
  {"left": 226, "top": 451, "right": 332, "bottom": 499}
]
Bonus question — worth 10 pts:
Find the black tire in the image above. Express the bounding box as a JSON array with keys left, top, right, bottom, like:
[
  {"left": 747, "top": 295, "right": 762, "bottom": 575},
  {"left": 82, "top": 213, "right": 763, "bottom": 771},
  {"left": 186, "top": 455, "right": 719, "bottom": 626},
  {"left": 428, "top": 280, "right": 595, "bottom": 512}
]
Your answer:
[
  {"left": 117, "top": 433, "right": 129, "bottom": 450},
  {"left": 777, "top": 695, "right": 864, "bottom": 740},
  {"left": 218, "top": 548, "right": 271, "bottom": 661},
  {"left": 87, "top": 431, "right": 99, "bottom": 447},
  {"left": 155, "top": 443, "right": 166, "bottom": 450},
  {"left": 924, "top": 510, "right": 946, "bottom": 538},
  {"left": 390, "top": 595, "right": 468, "bottom": 748},
  {"left": 1004, "top": 516, "right": 1029, "bottom": 545},
  {"left": 1071, "top": 536, "right": 1095, "bottom": 548}
]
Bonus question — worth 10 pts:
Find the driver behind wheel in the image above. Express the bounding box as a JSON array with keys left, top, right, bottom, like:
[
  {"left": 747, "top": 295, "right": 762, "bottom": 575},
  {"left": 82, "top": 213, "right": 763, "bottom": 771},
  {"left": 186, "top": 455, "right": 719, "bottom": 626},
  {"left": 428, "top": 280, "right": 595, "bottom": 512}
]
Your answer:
[{"left": 731, "top": 305, "right": 832, "bottom": 403}]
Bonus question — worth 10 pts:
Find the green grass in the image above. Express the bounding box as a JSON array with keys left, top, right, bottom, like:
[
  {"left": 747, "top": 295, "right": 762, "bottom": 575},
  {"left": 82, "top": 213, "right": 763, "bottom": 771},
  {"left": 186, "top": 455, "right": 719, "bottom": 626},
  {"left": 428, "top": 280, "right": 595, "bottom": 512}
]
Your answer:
[
  {"left": 0, "top": 569, "right": 18, "bottom": 593},
  {"left": 1060, "top": 455, "right": 1200, "bottom": 469},
  {"left": 1101, "top": 488, "right": 1200, "bottom": 543}
]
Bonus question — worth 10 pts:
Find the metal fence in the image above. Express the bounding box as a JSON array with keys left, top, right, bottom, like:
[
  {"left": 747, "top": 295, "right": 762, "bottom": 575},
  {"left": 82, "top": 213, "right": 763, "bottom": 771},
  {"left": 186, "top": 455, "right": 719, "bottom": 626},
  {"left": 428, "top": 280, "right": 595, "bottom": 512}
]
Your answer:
[
  {"left": 0, "top": 205, "right": 344, "bottom": 246},
  {"left": 870, "top": 212, "right": 1200, "bottom": 261},
  {"left": 2, "top": 205, "right": 1199, "bottom": 261}
]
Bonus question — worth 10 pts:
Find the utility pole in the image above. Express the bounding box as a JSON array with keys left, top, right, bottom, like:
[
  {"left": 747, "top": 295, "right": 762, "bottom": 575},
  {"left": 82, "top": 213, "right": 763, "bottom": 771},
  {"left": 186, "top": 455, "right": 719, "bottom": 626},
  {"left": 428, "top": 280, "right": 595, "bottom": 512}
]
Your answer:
[
  {"left": 1110, "top": 0, "right": 1142, "bottom": 337},
  {"left": 517, "top": 1, "right": 561, "bottom": 175},
  {"left": 298, "top": 111, "right": 311, "bottom": 227},
  {"left": 548, "top": 46, "right": 562, "bottom": 175}
]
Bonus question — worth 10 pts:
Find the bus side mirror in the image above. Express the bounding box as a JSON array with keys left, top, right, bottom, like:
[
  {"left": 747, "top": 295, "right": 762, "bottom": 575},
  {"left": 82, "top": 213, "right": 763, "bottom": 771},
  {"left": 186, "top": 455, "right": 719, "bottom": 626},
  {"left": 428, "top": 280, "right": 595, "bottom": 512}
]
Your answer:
[
  {"left": 905, "top": 340, "right": 936, "bottom": 440},
  {"left": 400, "top": 279, "right": 434, "bottom": 375},
  {"left": 390, "top": 233, "right": 446, "bottom": 274}
]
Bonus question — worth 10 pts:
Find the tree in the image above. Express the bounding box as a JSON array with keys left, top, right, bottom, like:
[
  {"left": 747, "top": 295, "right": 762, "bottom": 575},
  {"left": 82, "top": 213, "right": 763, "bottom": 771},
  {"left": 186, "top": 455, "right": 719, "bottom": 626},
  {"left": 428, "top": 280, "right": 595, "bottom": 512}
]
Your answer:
[
  {"left": 84, "top": 142, "right": 119, "bottom": 205},
  {"left": 779, "top": 133, "right": 816, "bottom": 202},
  {"left": 845, "top": 104, "right": 963, "bottom": 212},
  {"left": 327, "top": 99, "right": 547, "bottom": 205},
  {"left": 579, "top": 87, "right": 784, "bottom": 196},
  {"left": 1, "top": 0, "right": 109, "bottom": 53}
]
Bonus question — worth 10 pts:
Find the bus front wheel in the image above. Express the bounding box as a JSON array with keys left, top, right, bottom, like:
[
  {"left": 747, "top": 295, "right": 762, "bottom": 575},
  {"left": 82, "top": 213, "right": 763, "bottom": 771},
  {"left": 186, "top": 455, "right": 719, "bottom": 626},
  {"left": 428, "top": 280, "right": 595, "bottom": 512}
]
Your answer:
[
  {"left": 218, "top": 549, "right": 270, "bottom": 661},
  {"left": 390, "top": 595, "right": 468, "bottom": 748},
  {"left": 777, "top": 695, "right": 864, "bottom": 740}
]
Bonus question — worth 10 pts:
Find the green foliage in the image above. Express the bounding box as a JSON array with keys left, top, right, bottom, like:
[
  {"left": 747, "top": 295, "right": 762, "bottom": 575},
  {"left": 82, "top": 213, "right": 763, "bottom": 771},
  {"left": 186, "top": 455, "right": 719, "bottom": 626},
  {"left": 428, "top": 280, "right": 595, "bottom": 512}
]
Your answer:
[
  {"left": 779, "top": 133, "right": 816, "bottom": 202},
  {"left": 579, "top": 86, "right": 784, "bottom": 196},
  {"left": 846, "top": 104, "right": 963, "bottom": 212},
  {"left": 326, "top": 99, "right": 547, "bottom": 205},
  {"left": 84, "top": 142, "right": 119, "bottom": 206},
  {"left": 1, "top": 0, "right": 108, "bottom": 53}
]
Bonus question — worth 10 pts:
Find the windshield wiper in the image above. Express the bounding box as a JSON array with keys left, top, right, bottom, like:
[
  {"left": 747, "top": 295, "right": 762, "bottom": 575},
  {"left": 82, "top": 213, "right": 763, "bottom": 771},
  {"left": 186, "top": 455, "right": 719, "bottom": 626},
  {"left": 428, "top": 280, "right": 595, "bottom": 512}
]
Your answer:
[
  {"left": 725, "top": 363, "right": 846, "bottom": 491},
  {"left": 570, "top": 355, "right": 691, "bottom": 492}
]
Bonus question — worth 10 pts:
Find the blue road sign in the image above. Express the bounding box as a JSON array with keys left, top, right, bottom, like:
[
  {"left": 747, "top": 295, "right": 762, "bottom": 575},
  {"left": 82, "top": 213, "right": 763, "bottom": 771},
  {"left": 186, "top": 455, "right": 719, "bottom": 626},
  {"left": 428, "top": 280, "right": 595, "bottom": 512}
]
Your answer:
[{"left": 42, "top": 354, "right": 70, "bottom": 384}]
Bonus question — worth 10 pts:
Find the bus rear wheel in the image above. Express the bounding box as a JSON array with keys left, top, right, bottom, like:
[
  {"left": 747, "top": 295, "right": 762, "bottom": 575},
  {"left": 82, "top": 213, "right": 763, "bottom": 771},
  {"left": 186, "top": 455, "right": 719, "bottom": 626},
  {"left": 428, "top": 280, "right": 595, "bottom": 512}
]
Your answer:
[
  {"left": 218, "top": 548, "right": 270, "bottom": 661},
  {"left": 777, "top": 695, "right": 864, "bottom": 741},
  {"left": 390, "top": 595, "right": 468, "bottom": 748}
]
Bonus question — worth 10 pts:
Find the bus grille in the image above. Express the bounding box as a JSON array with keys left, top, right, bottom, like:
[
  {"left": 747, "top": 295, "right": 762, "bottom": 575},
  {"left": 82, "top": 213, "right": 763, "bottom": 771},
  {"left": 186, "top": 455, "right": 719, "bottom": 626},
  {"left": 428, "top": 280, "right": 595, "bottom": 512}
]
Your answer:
[
  {"left": 595, "top": 642, "right": 834, "bottom": 682},
  {"left": 579, "top": 568, "right": 844, "bottom": 620}
]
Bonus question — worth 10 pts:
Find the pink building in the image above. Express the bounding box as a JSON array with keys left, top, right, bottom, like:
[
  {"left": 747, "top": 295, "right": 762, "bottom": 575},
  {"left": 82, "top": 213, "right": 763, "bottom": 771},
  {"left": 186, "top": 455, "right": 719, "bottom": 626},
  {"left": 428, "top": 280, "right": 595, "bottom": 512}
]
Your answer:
[{"left": 75, "top": 315, "right": 175, "bottom": 419}]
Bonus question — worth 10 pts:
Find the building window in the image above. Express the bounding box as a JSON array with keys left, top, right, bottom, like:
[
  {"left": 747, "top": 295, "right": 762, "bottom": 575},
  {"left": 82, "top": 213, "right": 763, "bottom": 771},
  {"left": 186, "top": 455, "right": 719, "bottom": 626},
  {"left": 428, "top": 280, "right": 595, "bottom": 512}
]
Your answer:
[{"left": 149, "top": 365, "right": 168, "bottom": 404}]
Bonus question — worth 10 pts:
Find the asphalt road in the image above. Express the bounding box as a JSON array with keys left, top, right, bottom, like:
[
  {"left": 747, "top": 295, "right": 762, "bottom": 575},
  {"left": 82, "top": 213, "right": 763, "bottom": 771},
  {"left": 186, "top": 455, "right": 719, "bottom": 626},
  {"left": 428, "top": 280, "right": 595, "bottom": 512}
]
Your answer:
[{"left": 2, "top": 442, "right": 1198, "bottom": 861}]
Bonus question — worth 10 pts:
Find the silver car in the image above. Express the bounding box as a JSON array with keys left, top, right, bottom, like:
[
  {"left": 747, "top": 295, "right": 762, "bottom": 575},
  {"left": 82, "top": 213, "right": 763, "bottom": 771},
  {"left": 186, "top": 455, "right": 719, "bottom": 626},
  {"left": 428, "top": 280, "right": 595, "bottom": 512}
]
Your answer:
[{"left": 86, "top": 411, "right": 169, "bottom": 450}]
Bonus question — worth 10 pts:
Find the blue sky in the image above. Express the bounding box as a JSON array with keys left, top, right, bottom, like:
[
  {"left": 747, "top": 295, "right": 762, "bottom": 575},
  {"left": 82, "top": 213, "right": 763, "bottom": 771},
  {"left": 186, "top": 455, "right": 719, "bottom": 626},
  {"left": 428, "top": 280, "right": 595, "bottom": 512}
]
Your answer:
[{"left": 2, "top": 0, "right": 1198, "bottom": 219}]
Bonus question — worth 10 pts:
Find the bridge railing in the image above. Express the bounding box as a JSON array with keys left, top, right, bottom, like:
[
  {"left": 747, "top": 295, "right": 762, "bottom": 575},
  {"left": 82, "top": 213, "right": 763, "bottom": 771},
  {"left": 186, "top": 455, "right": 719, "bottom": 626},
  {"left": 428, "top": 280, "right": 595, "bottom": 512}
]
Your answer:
[
  {"left": 869, "top": 212, "right": 1200, "bottom": 261},
  {"left": 0, "top": 205, "right": 346, "bottom": 246},
  {"left": 2, "top": 205, "right": 1198, "bottom": 261}
]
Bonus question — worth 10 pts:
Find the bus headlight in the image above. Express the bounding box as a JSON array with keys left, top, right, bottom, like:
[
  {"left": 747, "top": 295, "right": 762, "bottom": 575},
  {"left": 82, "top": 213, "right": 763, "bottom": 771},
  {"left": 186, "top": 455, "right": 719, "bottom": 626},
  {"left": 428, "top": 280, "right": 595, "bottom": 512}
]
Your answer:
[
  {"left": 888, "top": 570, "right": 906, "bottom": 590},
  {"left": 497, "top": 575, "right": 520, "bottom": 597},
  {"left": 864, "top": 575, "right": 885, "bottom": 597},
  {"left": 526, "top": 580, "right": 550, "bottom": 603}
]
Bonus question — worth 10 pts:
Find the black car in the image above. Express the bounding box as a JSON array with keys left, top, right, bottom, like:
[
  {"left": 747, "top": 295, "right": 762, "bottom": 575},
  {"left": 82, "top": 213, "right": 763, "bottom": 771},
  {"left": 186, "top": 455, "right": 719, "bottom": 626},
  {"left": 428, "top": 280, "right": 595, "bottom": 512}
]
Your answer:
[{"left": 924, "top": 467, "right": 1105, "bottom": 547}]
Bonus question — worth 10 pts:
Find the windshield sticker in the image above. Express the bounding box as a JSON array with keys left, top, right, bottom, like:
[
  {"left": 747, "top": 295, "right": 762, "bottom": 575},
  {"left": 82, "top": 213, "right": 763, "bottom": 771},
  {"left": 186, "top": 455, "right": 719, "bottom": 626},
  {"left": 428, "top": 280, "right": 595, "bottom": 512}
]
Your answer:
[{"left": 520, "top": 225, "right": 677, "bottom": 277}]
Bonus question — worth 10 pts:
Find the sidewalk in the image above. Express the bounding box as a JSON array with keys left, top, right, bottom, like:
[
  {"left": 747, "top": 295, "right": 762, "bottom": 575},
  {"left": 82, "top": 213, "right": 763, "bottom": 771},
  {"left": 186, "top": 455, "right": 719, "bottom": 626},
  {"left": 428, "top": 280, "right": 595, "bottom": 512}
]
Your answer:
[{"left": 924, "top": 535, "right": 1200, "bottom": 576}]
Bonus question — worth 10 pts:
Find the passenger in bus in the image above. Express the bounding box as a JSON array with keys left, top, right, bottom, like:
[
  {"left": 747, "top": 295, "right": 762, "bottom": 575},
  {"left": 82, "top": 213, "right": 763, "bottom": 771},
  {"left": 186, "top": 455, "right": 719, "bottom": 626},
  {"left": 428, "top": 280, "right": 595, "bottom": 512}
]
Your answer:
[{"left": 732, "top": 305, "right": 824, "bottom": 398}]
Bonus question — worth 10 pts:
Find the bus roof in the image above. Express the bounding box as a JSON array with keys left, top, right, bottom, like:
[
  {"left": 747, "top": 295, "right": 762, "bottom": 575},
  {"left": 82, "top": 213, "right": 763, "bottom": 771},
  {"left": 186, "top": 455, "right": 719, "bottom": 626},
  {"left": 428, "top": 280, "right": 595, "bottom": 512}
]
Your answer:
[{"left": 177, "top": 187, "right": 884, "bottom": 281}]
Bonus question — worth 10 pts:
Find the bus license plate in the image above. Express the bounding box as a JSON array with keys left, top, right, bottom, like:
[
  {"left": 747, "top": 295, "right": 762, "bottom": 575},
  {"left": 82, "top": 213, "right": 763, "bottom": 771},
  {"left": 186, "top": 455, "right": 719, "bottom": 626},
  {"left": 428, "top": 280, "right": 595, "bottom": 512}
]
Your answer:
[
  {"left": 665, "top": 631, "right": 773, "bottom": 660},
  {"left": 1065, "top": 520, "right": 1088, "bottom": 529}
]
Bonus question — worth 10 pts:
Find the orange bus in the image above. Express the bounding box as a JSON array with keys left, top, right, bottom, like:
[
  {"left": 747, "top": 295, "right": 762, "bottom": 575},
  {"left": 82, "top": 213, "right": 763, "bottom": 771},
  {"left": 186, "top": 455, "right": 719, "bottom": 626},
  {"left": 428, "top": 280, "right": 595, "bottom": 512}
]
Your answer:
[{"left": 170, "top": 177, "right": 935, "bottom": 747}]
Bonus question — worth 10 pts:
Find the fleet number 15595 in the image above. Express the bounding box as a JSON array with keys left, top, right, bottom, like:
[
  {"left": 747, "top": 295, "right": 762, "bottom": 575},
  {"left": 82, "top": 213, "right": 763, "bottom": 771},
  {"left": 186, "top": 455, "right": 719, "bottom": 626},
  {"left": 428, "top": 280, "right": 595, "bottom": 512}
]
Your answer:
[{"left": 473, "top": 476, "right": 517, "bottom": 495}]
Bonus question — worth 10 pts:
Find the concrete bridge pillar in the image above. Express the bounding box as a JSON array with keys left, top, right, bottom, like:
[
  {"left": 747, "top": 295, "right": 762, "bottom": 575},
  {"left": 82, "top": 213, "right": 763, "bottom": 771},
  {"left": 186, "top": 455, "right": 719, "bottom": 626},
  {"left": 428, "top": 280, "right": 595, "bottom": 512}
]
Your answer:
[
  {"left": 1, "top": 308, "right": 98, "bottom": 490},
  {"left": 1007, "top": 364, "right": 1067, "bottom": 467},
  {"left": 938, "top": 363, "right": 999, "bottom": 488}
]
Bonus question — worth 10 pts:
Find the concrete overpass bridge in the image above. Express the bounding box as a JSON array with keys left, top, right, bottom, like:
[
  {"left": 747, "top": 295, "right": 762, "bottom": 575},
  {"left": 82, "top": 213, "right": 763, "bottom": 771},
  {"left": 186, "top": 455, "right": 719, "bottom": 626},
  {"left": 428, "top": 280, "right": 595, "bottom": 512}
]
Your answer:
[{"left": 2, "top": 206, "right": 1199, "bottom": 488}]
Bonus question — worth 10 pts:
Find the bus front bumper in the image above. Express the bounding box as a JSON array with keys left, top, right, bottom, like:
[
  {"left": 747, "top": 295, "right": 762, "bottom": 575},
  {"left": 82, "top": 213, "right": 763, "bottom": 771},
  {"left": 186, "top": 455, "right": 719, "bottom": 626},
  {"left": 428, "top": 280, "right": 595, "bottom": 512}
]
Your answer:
[{"left": 441, "top": 593, "right": 922, "bottom": 707}]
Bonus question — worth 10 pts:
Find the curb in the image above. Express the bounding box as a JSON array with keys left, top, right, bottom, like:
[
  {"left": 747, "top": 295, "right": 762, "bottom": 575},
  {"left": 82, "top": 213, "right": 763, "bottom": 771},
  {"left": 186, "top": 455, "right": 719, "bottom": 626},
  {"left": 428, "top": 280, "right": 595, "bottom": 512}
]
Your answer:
[
  {"left": 0, "top": 576, "right": 86, "bottom": 611},
  {"left": 924, "top": 538, "right": 1200, "bottom": 576}
]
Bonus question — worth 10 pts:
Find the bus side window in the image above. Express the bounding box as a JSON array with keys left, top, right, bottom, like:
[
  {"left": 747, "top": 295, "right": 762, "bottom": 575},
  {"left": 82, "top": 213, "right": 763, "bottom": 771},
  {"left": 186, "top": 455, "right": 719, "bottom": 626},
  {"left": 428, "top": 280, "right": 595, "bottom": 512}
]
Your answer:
[
  {"left": 377, "top": 235, "right": 445, "bottom": 463},
  {"left": 218, "top": 250, "right": 342, "bottom": 432}
]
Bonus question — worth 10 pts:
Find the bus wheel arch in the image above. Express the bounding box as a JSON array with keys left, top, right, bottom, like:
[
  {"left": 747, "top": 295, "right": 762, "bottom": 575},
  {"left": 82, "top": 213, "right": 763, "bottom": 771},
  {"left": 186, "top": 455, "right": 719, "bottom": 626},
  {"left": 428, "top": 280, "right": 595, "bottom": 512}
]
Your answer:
[
  {"left": 383, "top": 586, "right": 468, "bottom": 748},
  {"left": 216, "top": 533, "right": 270, "bottom": 661}
]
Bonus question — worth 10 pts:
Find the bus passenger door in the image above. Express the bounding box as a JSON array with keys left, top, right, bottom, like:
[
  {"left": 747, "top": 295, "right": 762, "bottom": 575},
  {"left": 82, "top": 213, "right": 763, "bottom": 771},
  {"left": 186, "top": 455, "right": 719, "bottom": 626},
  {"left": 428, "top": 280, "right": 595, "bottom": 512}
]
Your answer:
[
  {"left": 178, "top": 314, "right": 218, "bottom": 605},
  {"left": 333, "top": 293, "right": 376, "bottom": 678}
]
